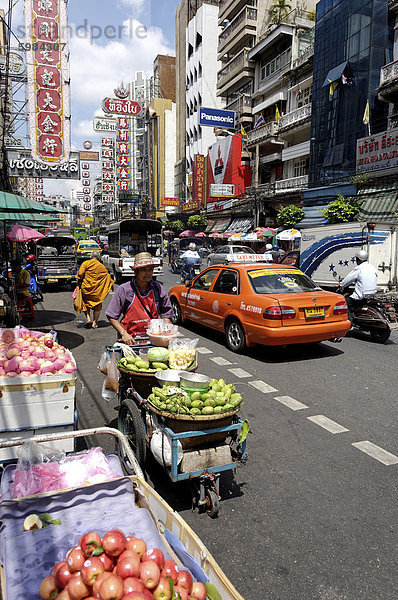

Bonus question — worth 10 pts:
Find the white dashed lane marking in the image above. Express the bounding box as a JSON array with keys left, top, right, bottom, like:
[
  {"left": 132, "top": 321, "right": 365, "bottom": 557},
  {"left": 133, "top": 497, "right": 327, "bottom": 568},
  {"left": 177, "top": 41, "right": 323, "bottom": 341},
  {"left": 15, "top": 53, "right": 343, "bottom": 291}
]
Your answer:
[
  {"left": 196, "top": 347, "right": 213, "bottom": 355},
  {"left": 250, "top": 380, "right": 278, "bottom": 394},
  {"left": 228, "top": 368, "right": 252, "bottom": 378},
  {"left": 307, "top": 415, "right": 349, "bottom": 434},
  {"left": 274, "top": 396, "right": 308, "bottom": 411},
  {"left": 210, "top": 357, "right": 233, "bottom": 366},
  {"left": 352, "top": 441, "right": 398, "bottom": 466}
]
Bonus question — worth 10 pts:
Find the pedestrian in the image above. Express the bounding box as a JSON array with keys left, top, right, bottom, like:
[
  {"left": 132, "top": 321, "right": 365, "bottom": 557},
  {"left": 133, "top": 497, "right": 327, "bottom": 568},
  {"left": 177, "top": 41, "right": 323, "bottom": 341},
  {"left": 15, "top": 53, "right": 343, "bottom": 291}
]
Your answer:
[
  {"left": 338, "top": 249, "right": 377, "bottom": 317},
  {"left": 12, "top": 260, "right": 31, "bottom": 301},
  {"left": 263, "top": 243, "right": 273, "bottom": 262},
  {"left": 76, "top": 250, "right": 114, "bottom": 328},
  {"left": 106, "top": 251, "right": 173, "bottom": 344}
]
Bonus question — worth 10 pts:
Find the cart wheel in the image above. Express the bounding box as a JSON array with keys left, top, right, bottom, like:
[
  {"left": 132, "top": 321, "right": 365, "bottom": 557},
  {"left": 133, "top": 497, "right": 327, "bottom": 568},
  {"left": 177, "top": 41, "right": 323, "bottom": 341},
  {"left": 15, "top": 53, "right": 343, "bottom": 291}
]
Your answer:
[
  {"left": 205, "top": 488, "right": 219, "bottom": 518},
  {"left": 118, "top": 398, "right": 147, "bottom": 473}
]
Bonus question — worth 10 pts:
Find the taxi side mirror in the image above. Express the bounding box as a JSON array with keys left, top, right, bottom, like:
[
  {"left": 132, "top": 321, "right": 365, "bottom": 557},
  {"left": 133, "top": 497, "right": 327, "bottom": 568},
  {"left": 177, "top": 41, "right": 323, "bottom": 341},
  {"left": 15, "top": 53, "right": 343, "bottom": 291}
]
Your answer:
[{"left": 184, "top": 281, "right": 191, "bottom": 287}]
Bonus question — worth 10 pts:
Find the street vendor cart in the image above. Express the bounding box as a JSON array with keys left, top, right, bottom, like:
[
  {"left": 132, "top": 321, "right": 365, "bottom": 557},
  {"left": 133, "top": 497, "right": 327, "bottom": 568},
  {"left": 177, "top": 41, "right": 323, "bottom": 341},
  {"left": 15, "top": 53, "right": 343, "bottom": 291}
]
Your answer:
[{"left": 0, "top": 427, "right": 245, "bottom": 600}]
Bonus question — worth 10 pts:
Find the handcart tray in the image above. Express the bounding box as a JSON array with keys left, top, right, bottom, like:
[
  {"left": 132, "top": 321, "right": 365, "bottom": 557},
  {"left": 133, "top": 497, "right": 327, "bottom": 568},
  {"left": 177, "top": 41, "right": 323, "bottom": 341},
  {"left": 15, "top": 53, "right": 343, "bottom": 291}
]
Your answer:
[{"left": 117, "top": 361, "right": 198, "bottom": 398}]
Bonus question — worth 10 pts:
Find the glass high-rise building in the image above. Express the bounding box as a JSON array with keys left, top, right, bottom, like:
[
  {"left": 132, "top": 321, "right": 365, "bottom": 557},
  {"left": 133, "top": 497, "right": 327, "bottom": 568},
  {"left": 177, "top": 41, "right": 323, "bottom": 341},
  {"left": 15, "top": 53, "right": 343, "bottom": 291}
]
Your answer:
[{"left": 309, "top": 0, "right": 393, "bottom": 188}]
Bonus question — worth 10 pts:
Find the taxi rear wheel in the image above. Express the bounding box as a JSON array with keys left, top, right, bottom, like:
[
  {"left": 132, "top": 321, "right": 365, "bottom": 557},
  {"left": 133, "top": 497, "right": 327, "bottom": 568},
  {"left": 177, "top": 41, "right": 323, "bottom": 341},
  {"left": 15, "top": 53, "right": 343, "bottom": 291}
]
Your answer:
[
  {"left": 225, "top": 319, "right": 246, "bottom": 353},
  {"left": 171, "top": 297, "right": 182, "bottom": 325}
]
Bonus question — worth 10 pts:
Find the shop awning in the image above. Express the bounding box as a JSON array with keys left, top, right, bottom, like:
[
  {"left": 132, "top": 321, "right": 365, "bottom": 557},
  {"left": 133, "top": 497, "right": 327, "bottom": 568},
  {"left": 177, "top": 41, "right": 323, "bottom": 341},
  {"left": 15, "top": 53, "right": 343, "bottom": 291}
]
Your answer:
[
  {"left": 0, "top": 211, "right": 52, "bottom": 222},
  {"left": 356, "top": 184, "right": 398, "bottom": 223},
  {"left": 224, "top": 217, "right": 254, "bottom": 234},
  {"left": 0, "top": 191, "right": 67, "bottom": 213},
  {"left": 205, "top": 219, "right": 215, "bottom": 233},
  {"left": 210, "top": 217, "right": 231, "bottom": 233},
  {"left": 322, "top": 61, "right": 348, "bottom": 87}
]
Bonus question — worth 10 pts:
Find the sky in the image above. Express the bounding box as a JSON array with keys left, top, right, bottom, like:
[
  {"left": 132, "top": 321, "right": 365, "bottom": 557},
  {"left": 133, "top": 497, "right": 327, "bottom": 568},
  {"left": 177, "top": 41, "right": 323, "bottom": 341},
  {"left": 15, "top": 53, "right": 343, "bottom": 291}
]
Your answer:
[{"left": 1, "top": 0, "right": 181, "bottom": 196}]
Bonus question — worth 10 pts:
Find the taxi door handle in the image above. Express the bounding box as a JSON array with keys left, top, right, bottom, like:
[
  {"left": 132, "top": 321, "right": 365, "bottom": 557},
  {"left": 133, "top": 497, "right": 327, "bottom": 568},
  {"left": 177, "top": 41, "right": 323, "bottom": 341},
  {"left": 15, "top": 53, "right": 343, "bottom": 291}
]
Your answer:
[{"left": 226, "top": 302, "right": 231, "bottom": 306}]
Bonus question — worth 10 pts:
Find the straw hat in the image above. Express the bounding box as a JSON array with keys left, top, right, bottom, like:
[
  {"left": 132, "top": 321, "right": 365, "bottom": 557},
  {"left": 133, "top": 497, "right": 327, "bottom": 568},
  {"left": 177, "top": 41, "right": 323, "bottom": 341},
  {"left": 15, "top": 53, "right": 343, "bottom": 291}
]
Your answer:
[{"left": 132, "top": 252, "right": 154, "bottom": 269}]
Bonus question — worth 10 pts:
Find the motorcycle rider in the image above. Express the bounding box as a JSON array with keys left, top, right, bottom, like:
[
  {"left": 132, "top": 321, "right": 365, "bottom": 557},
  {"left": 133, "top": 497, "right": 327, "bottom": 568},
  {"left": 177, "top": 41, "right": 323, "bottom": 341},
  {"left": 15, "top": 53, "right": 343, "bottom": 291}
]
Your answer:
[
  {"left": 339, "top": 249, "right": 378, "bottom": 317},
  {"left": 263, "top": 243, "right": 273, "bottom": 262},
  {"left": 180, "top": 242, "right": 200, "bottom": 282},
  {"left": 271, "top": 244, "right": 281, "bottom": 263}
]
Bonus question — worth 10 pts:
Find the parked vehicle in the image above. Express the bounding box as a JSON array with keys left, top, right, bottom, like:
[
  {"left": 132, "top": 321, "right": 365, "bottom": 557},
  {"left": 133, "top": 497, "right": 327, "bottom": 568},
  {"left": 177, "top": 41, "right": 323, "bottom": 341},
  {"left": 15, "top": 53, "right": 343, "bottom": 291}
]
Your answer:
[
  {"left": 206, "top": 245, "right": 264, "bottom": 266},
  {"left": 35, "top": 235, "right": 77, "bottom": 287},
  {"left": 102, "top": 219, "right": 163, "bottom": 284}
]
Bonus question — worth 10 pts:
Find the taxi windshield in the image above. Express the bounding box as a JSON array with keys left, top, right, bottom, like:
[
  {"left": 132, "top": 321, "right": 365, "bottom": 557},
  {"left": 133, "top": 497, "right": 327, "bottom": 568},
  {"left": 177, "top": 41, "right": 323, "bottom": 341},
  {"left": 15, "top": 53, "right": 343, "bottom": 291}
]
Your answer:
[{"left": 248, "top": 268, "right": 319, "bottom": 294}]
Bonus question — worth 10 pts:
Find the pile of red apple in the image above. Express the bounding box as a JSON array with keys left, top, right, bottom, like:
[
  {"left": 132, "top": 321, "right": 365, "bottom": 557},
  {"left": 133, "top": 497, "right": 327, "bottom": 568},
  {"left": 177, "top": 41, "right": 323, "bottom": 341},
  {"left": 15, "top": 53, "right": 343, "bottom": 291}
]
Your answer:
[{"left": 39, "top": 529, "right": 207, "bottom": 600}]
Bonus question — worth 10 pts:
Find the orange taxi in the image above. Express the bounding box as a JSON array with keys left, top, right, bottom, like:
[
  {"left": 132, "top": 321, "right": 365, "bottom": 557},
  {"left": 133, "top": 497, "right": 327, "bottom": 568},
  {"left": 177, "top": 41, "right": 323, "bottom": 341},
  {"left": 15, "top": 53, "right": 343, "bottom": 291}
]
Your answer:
[{"left": 169, "top": 261, "right": 351, "bottom": 352}]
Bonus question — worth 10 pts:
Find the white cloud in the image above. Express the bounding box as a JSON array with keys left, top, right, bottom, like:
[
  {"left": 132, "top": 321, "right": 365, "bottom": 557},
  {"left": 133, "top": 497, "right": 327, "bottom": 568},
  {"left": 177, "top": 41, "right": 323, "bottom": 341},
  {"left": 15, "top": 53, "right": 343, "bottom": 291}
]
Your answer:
[{"left": 118, "top": 0, "right": 146, "bottom": 16}]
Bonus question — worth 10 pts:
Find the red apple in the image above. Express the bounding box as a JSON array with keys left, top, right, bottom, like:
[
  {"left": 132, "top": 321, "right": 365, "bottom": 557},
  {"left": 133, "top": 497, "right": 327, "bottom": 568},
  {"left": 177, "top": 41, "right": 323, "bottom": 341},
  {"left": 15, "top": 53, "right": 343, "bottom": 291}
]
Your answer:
[
  {"left": 143, "top": 591, "right": 154, "bottom": 600},
  {"left": 118, "top": 550, "right": 140, "bottom": 563},
  {"left": 152, "top": 576, "right": 173, "bottom": 600},
  {"left": 102, "top": 529, "right": 127, "bottom": 557},
  {"left": 188, "top": 582, "right": 206, "bottom": 600},
  {"left": 55, "top": 562, "right": 73, "bottom": 588},
  {"left": 126, "top": 537, "right": 147, "bottom": 558},
  {"left": 80, "top": 532, "right": 102, "bottom": 558},
  {"left": 139, "top": 562, "right": 161, "bottom": 590},
  {"left": 98, "top": 573, "right": 124, "bottom": 600},
  {"left": 66, "top": 575, "right": 90, "bottom": 600},
  {"left": 51, "top": 561, "right": 66, "bottom": 577},
  {"left": 81, "top": 557, "right": 105, "bottom": 585},
  {"left": 161, "top": 561, "right": 178, "bottom": 585},
  {"left": 99, "top": 552, "right": 115, "bottom": 571},
  {"left": 173, "top": 587, "right": 188, "bottom": 600},
  {"left": 115, "top": 555, "right": 140, "bottom": 579},
  {"left": 123, "top": 577, "right": 145, "bottom": 594},
  {"left": 67, "top": 547, "right": 85, "bottom": 573},
  {"left": 56, "top": 590, "right": 71, "bottom": 600},
  {"left": 45, "top": 339, "right": 54, "bottom": 348},
  {"left": 141, "top": 549, "right": 164, "bottom": 569},
  {"left": 122, "top": 593, "right": 146, "bottom": 600},
  {"left": 39, "top": 575, "right": 59, "bottom": 600},
  {"left": 93, "top": 572, "right": 112, "bottom": 597},
  {"left": 176, "top": 572, "right": 192, "bottom": 594}
]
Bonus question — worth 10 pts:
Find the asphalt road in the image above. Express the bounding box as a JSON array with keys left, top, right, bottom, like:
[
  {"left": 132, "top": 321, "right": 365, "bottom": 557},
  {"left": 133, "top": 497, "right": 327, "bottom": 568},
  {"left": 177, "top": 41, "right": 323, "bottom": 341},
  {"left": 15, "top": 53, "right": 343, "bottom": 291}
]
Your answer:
[{"left": 29, "top": 268, "right": 398, "bottom": 600}]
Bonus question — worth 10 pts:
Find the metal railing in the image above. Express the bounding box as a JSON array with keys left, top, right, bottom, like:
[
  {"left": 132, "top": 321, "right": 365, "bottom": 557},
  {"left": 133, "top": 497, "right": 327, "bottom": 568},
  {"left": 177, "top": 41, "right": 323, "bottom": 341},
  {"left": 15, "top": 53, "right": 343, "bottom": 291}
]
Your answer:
[
  {"left": 379, "top": 59, "right": 398, "bottom": 87},
  {"left": 219, "top": 5, "right": 257, "bottom": 45},
  {"left": 217, "top": 48, "right": 253, "bottom": 86},
  {"left": 245, "top": 121, "right": 279, "bottom": 144},
  {"left": 292, "top": 44, "right": 314, "bottom": 69},
  {"left": 226, "top": 93, "right": 252, "bottom": 113},
  {"left": 278, "top": 104, "right": 311, "bottom": 130},
  {"left": 275, "top": 175, "right": 308, "bottom": 191}
]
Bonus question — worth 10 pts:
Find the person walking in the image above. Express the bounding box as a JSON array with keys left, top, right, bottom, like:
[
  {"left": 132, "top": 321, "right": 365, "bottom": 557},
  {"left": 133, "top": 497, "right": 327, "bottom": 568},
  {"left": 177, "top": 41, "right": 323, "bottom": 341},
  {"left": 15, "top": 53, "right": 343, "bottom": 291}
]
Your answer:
[
  {"left": 76, "top": 250, "right": 114, "bottom": 328},
  {"left": 106, "top": 251, "right": 173, "bottom": 344}
]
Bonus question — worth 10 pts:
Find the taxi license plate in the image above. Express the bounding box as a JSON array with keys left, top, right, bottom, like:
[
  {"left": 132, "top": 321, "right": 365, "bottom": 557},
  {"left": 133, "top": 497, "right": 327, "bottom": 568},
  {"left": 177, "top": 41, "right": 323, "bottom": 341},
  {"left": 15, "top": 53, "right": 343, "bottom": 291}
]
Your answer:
[
  {"left": 305, "top": 306, "right": 325, "bottom": 319},
  {"left": 48, "top": 277, "right": 58, "bottom": 283}
]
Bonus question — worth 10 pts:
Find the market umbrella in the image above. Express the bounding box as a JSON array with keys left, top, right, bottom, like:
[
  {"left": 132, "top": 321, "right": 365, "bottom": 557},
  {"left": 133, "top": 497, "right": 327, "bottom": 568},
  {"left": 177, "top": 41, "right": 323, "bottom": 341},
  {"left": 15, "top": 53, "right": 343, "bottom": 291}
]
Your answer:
[
  {"left": 179, "top": 230, "right": 197, "bottom": 237},
  {"left": 276, "top": 228, "right": 301, "bottom": 241},
  {"left": 6, "top": 224, "right": 45, "bottom": 242},
  {"left": 258, "top": 228, "right": 275, "bottom": 239},
  {"left": 209, "top": 232, "right": 222, "bottom": 238},
  {"left": 163, "top": 230, "right": 174, "bottom": 235},
  {"left": 195, "top": 231, "right": 206, "bottom": 237}
]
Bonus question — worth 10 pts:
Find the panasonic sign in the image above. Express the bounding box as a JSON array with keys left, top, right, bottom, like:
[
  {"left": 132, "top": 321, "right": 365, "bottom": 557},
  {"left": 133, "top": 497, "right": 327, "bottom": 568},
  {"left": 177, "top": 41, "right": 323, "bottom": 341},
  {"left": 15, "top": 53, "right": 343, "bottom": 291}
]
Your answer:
[{"left": 199, "top": 107, "right": 236, "bottom": 130}]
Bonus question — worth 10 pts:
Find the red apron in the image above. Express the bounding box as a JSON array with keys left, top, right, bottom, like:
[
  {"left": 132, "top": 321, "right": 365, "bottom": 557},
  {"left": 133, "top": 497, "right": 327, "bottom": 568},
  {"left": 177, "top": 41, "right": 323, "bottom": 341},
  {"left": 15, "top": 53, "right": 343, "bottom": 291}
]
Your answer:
[{"left": 121, "top": 287, "right": 159, "bottom": 336}]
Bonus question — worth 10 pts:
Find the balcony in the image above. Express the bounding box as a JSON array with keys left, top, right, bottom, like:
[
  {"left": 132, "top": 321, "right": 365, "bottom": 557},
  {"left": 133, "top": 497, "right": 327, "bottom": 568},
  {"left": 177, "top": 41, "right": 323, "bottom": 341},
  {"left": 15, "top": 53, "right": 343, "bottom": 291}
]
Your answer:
[
  {"left": 378, "top": 59, "right": 398, "bottom": 103},
  {"left": 218, "top": 6, "right": 257, "bottom": 56},
  {"left": 292, "top": 44, "right": 314, "bottom": 69},
  {"left": 219, "top": 0, "right": 257, "bottom": 26},
  {"left": 245, "top": 121, "right": 279, "bottom": 147},
  {"left": 278, "top": 104, "right": 311, "bottom": 135},
  {"left": 226, "top": 93, "right": 252, "bottom": 115},
  {"left": 246, "top": 183, "right": 276, "bottom": 200},
  {"left": 275, "top": 175, "right": 308, "bottom": 193},
  {"left": 217, "top": 48, "right": 254, "bottom": 94}
]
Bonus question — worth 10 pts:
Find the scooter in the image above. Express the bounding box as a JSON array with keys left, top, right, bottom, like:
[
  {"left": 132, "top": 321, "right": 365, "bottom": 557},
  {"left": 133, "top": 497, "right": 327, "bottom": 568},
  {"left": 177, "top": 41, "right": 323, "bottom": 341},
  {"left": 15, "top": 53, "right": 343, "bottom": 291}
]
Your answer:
[
  {"left": 338, "top": 289, "right": 398, "bottom": 343},
  {"left": 180, "top": 259, "right": 201, "bottom": 284}
]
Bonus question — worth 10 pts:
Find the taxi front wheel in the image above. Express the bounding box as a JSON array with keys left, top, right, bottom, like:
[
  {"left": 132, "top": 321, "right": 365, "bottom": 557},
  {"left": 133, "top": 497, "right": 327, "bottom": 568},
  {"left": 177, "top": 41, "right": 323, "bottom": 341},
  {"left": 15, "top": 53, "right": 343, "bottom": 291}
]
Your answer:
[
  {"left": 171, "top": 297, "right": 182, "bottom": 325},
  {"left": 225, "top": 319, "right": 246, "bottom": 353}
]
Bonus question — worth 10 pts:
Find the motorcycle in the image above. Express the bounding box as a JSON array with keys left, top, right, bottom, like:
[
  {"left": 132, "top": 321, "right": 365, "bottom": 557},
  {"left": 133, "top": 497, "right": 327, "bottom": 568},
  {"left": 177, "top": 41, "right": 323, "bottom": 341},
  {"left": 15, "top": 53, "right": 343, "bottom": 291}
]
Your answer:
[
  {"left": 25, "top": 260, "right": 44, "bottom": 304},
  {"left": 338, "top": 288, "right": 398, "bottom": 343},
  {"left": 180, "top": 259, "right": 201, "bottom": 284}
]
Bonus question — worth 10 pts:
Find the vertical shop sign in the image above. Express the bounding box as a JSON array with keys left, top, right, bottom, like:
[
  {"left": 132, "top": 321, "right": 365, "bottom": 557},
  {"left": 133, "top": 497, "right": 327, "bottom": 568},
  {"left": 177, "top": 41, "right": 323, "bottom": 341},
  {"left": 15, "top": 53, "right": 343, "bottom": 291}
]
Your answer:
[
  {"left": 25, "top": 0, "right": 71, "bottom": 164},
  {"left": 116, "top": 117, "right": 131, "bottom": 193},
  {"left": 101, "top": 137, "right": 115, "bottom": 203}
]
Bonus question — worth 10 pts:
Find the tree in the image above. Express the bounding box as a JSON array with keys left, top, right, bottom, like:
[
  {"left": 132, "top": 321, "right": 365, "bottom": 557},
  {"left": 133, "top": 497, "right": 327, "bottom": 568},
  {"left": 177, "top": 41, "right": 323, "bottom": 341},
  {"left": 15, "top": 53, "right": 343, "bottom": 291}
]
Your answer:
[
  {"left": 170, "top": 219, "right": 184, "bottom": 233},
  {"left": 268, "top": 0, "right": 292, "bottom": 24},
  {"left": 277, "top": 205, "right": 304, "bottom": 228},
  {"left": 187, "top": 214, "right": 208, "bottom": 230},
  {"left": 322, "top": 195, "right": 363, "bottom": 224}
]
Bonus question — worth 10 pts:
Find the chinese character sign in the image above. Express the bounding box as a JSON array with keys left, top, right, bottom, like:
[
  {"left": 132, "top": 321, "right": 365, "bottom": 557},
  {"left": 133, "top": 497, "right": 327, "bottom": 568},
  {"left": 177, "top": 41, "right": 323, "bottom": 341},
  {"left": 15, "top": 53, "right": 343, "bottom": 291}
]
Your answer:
[
  {"left": 25, "top": 0, "right": 71, "bottom": 164},
  {"left": 116, "top": 117, "right": 131, "bottom": 193},
  {"left": 101, "top": 137, "right": 115, "bottom": 203}
]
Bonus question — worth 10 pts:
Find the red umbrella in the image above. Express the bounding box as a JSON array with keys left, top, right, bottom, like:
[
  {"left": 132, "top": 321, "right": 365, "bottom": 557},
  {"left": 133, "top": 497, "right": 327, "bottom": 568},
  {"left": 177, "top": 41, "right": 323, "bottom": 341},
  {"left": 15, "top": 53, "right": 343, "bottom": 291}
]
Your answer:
[
  {"left": 6, "top": 224, "right": 45, "bottom": 242},
  {"left": 209, "top": 232, "right": 222, "bottom": 238},
  {"left": 179, "top": 230, "right": 197, "bottom": 237},
  {"left": 195, "top": 231, "right": 206, "bottom": 237}
]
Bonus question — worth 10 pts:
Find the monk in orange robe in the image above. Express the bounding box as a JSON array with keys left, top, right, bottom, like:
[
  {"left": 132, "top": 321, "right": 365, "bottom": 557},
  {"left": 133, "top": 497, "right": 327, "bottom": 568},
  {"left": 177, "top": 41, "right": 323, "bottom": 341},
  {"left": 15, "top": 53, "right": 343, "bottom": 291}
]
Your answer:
[{"left": 77, "top": 250, "right": 114, "bottom": 328}]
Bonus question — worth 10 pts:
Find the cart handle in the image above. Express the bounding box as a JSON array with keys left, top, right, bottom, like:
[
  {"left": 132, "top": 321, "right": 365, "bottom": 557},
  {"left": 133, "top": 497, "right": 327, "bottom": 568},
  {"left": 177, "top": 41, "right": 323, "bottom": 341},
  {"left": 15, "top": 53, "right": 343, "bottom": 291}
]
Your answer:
[{"left": 0, "top": 426, "right": 144, "bottom": 479}]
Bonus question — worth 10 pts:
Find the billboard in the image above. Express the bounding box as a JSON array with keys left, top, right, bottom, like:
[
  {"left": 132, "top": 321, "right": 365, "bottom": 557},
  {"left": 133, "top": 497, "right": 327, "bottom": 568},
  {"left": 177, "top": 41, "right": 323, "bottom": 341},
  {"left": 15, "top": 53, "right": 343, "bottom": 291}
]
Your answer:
[
  {"left": 356, "top": 127, "right": 398, "bottom": 173},
  {"left": 25, "top": 0, "right": 71, "bottom": 164},
  {"left": 162, "top": 197, "right": 180, "bottom": 207},
  {"left": 206, "top": 135, "right": 248, "bottom": 211},
  {"left": 199, "top": 107, "right": 235, "bottom": 130},
  {"left": 182, "top": 155, "right": 206, "bottom": 213},
  {"left": 7, "top": 151, "right": 80, "bottom": 178}
]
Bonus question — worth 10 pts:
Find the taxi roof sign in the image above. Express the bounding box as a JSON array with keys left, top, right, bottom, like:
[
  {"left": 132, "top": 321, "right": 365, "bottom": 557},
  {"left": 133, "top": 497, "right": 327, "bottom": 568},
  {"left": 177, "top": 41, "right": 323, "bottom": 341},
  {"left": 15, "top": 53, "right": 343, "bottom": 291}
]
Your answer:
[{"left": 226, "top": 254, "right": 266, "bottom": 263}]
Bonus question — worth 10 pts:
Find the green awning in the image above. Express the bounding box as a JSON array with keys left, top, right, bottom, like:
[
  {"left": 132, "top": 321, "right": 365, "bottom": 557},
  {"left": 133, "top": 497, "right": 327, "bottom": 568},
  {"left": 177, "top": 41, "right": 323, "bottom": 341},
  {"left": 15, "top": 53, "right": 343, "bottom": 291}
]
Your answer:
[
  {"left": 0, "top": 191, "right": 67, "bottom": 213},
  {"left": 356, "top": 184, "right": 398, "bottom": 223},
  {"left": 0, "top": 211, "right": 55, "bottom": 222}
]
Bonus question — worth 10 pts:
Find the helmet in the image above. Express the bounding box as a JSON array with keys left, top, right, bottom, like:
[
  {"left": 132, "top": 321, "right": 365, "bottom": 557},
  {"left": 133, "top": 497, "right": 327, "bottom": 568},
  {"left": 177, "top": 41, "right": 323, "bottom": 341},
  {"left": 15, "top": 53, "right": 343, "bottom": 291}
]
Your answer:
[
  {"left": 355, "top": 249, "right": 368, "bottom": 262},
  {"left": 272, "top": 245, "right": 279, "bottom": 250},
  {"left": 266, "top": 244, "right": 273, "bottom": 250},
  {"left": 27, "top": 254, "right": 36, "bottom": 263},
  {"left": 189, "top": 243, "right": 196, "bottom": 250}
]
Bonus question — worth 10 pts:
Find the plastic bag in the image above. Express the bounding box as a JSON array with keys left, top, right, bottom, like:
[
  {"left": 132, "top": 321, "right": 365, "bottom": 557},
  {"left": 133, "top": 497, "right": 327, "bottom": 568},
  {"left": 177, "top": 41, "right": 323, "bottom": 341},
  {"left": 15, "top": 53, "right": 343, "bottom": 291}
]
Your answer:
[
  {"left": 168, "top": 337, "right": 199, "bottom": 370},
  {"left": 146, "top": 319, "right": 178, "bottom": 336},
  {"left": 98, "top": 350, "right": 110, "bottom": 375},
  {"left": 73, "top": 286, "right": 84, "bottom": 314},
  {"left": 150, "top": 428, "right": 183, "bottom": 468},
  {"left": 102, "top": 378, "right": 117, "bottom": 402},
  {"left": 15, "top": 440, "right": 65, "bottom": 469},
  {"left": 72, "top": 286, "right": 78, "bottom": 300},
  {"left": 104, "top": 352, "right": 119, "bottom": 393}
]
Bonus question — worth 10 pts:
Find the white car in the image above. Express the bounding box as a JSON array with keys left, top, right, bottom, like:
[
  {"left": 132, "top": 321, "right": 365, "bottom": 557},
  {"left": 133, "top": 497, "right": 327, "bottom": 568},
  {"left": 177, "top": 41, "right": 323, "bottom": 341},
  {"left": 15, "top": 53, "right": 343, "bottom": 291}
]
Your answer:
[{"left": 207, "top": 245, "right": 256, "bottom": 266}]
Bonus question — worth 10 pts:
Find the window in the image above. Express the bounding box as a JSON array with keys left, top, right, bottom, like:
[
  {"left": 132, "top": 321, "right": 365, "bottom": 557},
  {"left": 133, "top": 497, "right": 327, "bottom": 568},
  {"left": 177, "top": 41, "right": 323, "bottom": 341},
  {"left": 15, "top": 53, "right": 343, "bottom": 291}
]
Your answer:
[
  {"left": 294, "top": 158, "right": 308, "bottom": 177},
  {"left": 297, "top": 85, "right": 312, "bottom": 108},
  {"left": 192, "top": 269, "right": 220, "bottom": 291},
  {"left": 260, "top": 47, "right": 291, "bottom": 81},
  {"left": 216, "top": 246, "right": 229, "bottom": 253},
  {"left": 248, "top": 269, "right": 318, "bottom": 294},
  {"left": 213, "top": 270, "right": 239, "bottom": 295}
]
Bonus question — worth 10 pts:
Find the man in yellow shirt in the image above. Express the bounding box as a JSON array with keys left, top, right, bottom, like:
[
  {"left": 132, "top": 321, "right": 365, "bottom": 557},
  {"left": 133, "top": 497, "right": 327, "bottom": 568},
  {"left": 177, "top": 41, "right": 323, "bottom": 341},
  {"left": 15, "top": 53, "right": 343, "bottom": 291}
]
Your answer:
[{"left": 12, "top": 261, "right": 31, "bottom": 300}]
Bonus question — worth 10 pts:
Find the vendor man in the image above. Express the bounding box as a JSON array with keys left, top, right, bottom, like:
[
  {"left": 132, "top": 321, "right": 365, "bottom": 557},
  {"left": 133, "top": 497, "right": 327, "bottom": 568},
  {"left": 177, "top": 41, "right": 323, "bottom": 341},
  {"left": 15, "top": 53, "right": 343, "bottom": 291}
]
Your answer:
[
  {"left": 12, "top": 260, "right": 31, "bottom": 301},
  {"left": 106, "top": 252, "right": 173, "bottom": 344}
]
